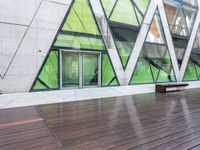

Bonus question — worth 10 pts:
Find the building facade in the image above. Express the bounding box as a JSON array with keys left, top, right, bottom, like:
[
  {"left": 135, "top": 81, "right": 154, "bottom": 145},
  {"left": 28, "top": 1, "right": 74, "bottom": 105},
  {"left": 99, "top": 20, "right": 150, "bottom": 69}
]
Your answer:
[{"left": 0, "top": 0, "right": 199, "bottom": 93}]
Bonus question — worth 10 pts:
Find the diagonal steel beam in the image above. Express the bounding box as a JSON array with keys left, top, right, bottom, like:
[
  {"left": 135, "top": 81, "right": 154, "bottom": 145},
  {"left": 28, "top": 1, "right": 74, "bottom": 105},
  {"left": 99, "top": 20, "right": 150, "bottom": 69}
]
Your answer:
[
  {"left": 156, "top": 0, "right": 180, "bottom": 81},
  {"left": 89, "top": 0, "right": 125, "bottom": 85}
]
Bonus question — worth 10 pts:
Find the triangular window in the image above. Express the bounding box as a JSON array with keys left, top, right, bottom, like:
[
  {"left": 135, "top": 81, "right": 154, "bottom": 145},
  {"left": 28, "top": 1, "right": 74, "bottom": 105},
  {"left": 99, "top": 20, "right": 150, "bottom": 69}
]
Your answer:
[{"left": 31, "top": 0, "right": 119, "bottom": 91}]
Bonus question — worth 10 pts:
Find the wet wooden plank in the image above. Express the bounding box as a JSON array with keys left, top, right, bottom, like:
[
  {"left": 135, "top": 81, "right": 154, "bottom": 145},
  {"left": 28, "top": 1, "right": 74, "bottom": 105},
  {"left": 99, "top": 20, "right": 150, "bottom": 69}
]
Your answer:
[
  {"left": 0, "top": 107, "right": 60, "bottom": 150},
  {"left": 38, "top": 89, "right": 200, "bottom": 150},
  {"left": 1, "top": 88, "right": 200, "bottom": 149}
]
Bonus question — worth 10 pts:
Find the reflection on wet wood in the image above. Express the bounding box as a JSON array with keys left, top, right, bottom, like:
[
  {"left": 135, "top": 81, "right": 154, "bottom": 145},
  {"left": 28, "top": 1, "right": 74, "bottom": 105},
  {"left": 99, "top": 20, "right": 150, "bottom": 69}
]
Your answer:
[{"left": 1, "top": 89, "right": 200, "bottom": 149}]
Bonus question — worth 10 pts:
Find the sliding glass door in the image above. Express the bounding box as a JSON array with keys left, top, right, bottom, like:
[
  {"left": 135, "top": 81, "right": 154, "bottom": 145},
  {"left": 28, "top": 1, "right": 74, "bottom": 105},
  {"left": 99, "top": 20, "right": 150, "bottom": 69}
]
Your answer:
[
  {"left": 61, "top": 50, "right": 100, "bottom": 88},
  {"left": 83, "top": 53, "right": 98, "bottom": 86},
  {"left": 62, "top": 52, "right": 79, "bottom": 87}
]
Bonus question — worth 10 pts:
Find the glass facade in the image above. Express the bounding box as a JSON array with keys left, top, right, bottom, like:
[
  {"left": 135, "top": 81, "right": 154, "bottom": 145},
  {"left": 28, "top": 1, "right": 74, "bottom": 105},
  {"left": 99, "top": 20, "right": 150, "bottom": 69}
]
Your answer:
[
  {"left": 31, "top": 0, "right": 119, "bottom": 91},
  {"left": 62, "top": 52, "right": 79, "bottom": 87},
  {"left": 101, "top": 0, "right": 149, "bottom": 67},
  {"left": 164, "top": 0, "right": 198, "bottom": 67},
  {"left": 130, "top": 10, "right": 176, "bottom": 84},
  {"left": 83, "top": 53, "right": 99, "bottom": 86},
  {"left": 31, "top": 0, "right": 200, "bottom": 92}
]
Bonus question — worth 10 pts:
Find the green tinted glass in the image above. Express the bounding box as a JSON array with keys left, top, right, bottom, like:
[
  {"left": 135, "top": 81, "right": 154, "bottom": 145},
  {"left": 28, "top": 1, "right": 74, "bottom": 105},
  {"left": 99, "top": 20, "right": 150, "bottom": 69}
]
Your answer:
[
  {"left": 62, "top": 0, "right": 99, "bottom": 35},
  {"left": 184, "top": 28, "right": 200, "bottom": 81},
  {"left": 39, "top": 51, "right": 58, "bottom": 88},
  {"left": 184, "top": 62, "right": 198, "bottom": 81},
  {"left": 131, "top": 58, "right": 154, "bottom": 84},
  {"left": 110, "top": 0, "right": 139, "bottom": 26},
  {"left": 101, "top": 0, "right": 149, "bottom": 25},
  {"left": 32, "top": 51, "right": 58, "bottom": 90},
  {"left": 101, "top": 0, "right": 149, "bottom": 68},
  {"left": 110, "top": 78, "right": 118, "bottom": 86},
  {"left": 157, "top": 70, "right": 170, "bottom": 82},
  {"left": 101, "top": 0, "right": 116, "bottom": 17},
  {"left": 110, "top": 25, "right": 138, "bottom": 67},
  {"left": 83, "top": 54, "right": 98, "bottom": 86},
  {"left": 150, "top": 64, "right": 159, "bottom": 81},
  {"left": 134, "top": 0, "right": 149, "bottom": 14},
  {"left": 130, "top": 10, "right": 176, "bottom": 84},
  {"left": 55, "top": 34, "right": 105, "bottom": 50},
  {"left": 33, "top": 81, "right": 47, "bottom": 90},
  {"left": 102, "top": 54, "right": 119, "bottom": 86},
  {"left": 62, "top": 52, "right": 79, "bottom": 87},
  {"left": 115, "top": 40, "right": 133, "bottom": 67}
]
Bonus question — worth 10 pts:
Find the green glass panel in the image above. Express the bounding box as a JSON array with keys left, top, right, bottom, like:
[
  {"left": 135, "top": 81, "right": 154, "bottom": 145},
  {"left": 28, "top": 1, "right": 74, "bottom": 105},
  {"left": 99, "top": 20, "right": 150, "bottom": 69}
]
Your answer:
[
  {"left": 157, "top": 70, "right": 170, "bottom": 82},
  {"left": 83, "top": 54, "right": 98, "bottom": 86},
  {"left": 101, "top": 0, "right": 148, "bottom": 68},
  {"left": 62, "top": 52, "right": 79, "bottom": 87},
  {"left": 173, "top": 37, "right": 188, "bottom": 68},
  {"left": 162, "top": 60, "right": 172, "bottom": 73},
  {"left": 131, "top": 58, "right": 154, "bottom": 84},
  {"left": 55, "top": 34, "right": 105, "bottom": 50},
  {"left": 197, "top": 66, "right": 200, "bottom": 79},
  {"left": 102, "top": 54, "right": 119, "bottom": 86},
  {"left": 115, "top": 41, "right": 132, "bottom": 67},
  {"left": 101, "top": 0, "right": 117, "bottom": 17},
  {"left": 184, "top": 62, "right": 198, "bottom": 81},
  {"left": 162, "top": 51, "right": 176, "bottom": 82},
  {"left": 110, "top": 0, "right": 139, "bottom": 26},
  {"left": 134, "top": 0, "right": 149, "bottom": 14},
  {"left": 135, "top": 8, "right": 143, "bottom": 25},
  {"left": 111, "top": 26, "right": 138, "bottom": 67},
  {"left": 62, "top": 0, "right": 99, "bottom": 35},
  {"left": 110, "top": 78, "right": 118, "bottom": 86},
  {"left": 145, "top": 44, "right": 165, "bottom": 69},
  {"left": 33, "top": 81, "right": 47, "bottom": 90},
  {"left": 150, "top": 65, "right": 159, "bottom": 81},
  {"left": 36, "top": 51, "right": 58, "bottom": 89}
]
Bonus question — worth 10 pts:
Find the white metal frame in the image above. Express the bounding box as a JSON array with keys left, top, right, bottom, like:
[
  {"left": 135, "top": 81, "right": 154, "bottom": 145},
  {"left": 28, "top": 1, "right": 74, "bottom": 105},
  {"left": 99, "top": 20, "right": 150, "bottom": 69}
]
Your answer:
[
  {"left": 60, "top": 49, "right": 101, "bottom": 89},
  {"left": 156, "top": 0, "right": 181, "bottom": 81}
]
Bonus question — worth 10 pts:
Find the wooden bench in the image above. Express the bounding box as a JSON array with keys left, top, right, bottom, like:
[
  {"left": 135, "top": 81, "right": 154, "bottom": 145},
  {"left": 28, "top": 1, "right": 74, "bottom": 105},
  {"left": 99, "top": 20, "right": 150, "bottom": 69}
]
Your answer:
[{"left": 156, "top": 83, "right": 189, "bottom": 93}]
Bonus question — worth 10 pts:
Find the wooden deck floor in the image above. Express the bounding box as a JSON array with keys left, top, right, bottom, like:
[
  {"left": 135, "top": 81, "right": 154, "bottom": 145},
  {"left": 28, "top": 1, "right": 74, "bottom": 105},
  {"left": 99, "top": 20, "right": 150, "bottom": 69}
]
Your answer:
[{"left": 1, "top": 89, "right": 200, "bottom": 150}]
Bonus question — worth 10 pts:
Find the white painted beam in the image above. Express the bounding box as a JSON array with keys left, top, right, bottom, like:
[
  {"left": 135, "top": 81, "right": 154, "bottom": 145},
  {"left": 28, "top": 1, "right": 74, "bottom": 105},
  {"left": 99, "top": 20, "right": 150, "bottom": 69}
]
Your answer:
[
  {"left": 156, "top": 0, "right": 181, "bottom": 81},
  {"left": 89, "top": 0, "right": 125, "bottom": 85}
]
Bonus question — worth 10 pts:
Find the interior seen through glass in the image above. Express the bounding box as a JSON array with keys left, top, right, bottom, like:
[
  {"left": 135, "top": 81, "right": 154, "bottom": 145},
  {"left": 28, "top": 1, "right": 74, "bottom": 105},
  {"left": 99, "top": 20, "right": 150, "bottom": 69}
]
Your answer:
[{"left": 62, "top": 51, "right": 99, "bottom": 88}]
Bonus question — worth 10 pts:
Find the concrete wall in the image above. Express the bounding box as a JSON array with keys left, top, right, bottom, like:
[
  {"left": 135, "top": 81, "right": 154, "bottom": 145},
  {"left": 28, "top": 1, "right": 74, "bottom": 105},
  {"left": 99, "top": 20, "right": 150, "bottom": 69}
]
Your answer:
[{"left": 0, "top": 0, "right": 72, "bottom": 93}]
